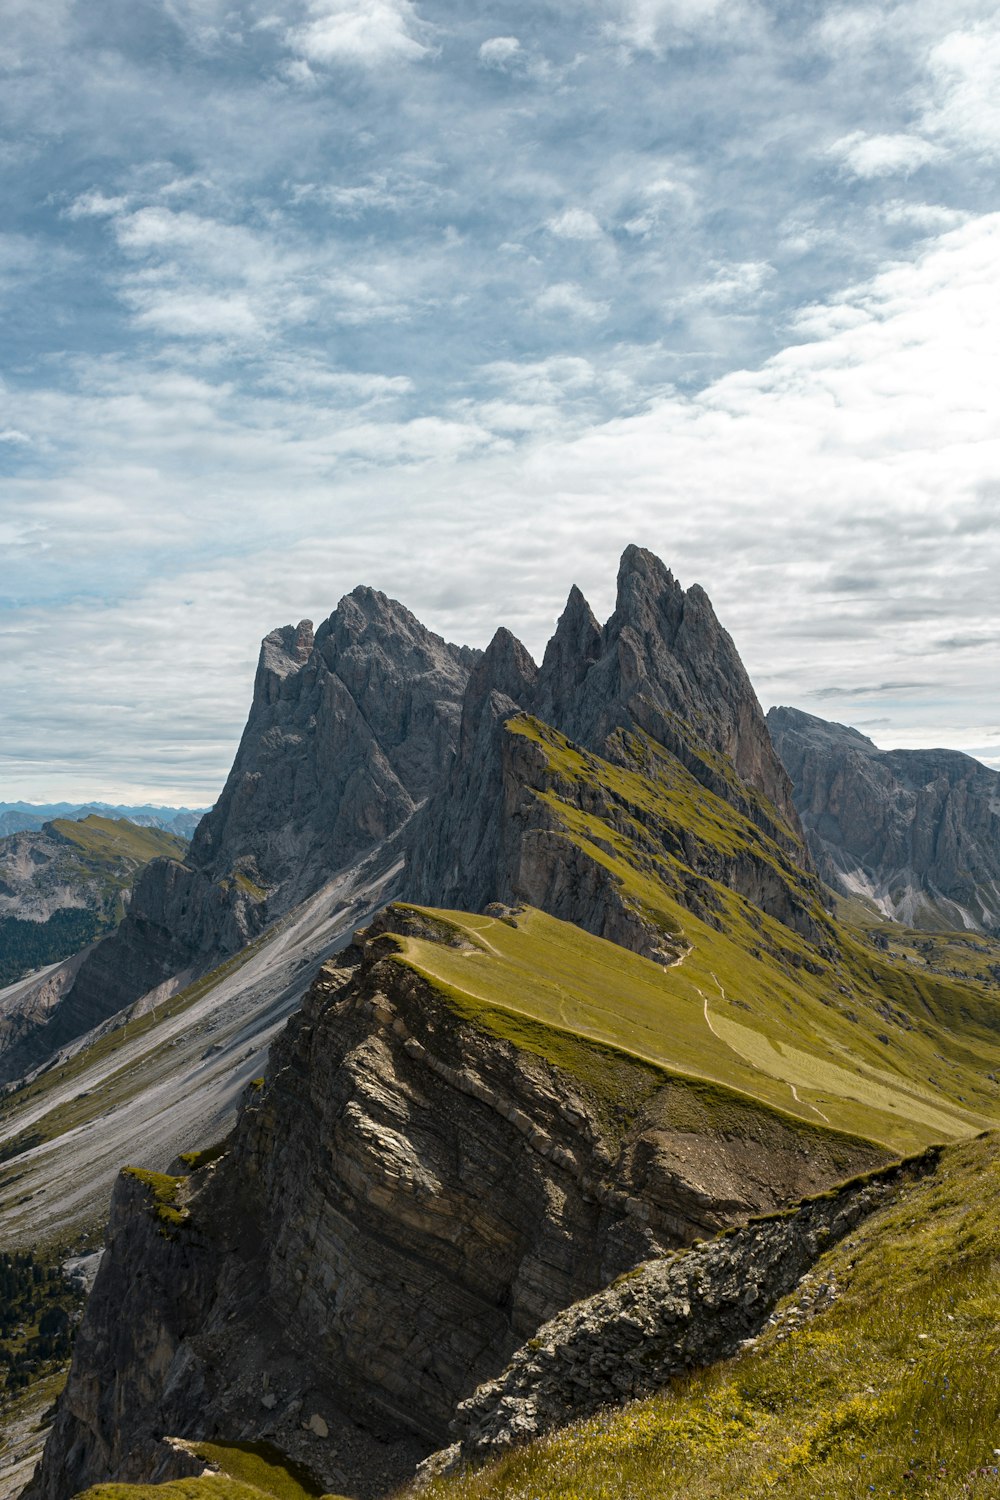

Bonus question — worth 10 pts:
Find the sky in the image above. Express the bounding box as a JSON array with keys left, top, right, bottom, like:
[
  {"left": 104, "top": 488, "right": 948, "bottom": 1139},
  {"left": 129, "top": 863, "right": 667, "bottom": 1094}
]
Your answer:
[{"left": 2, "top": 0, "right": 999, "bottom": 804}]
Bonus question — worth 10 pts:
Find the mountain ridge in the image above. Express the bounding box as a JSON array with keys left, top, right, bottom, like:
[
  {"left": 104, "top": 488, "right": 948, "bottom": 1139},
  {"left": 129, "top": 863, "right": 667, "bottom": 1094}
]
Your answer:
[{"left": 768, "top": 704, "right": 1000, "bottom": 933}]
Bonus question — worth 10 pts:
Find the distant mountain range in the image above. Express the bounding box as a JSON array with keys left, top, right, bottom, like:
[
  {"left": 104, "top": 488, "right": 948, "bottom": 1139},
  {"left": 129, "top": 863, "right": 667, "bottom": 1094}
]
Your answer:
[
  {"left": 0, "top": 802, "right": 208, "bottom": 840},
  {"left": 767, "top": 706, "right": 1000, "bottom": 934},
  {"left": 0, "top": 815, "right": 188, "bottom": 999}
]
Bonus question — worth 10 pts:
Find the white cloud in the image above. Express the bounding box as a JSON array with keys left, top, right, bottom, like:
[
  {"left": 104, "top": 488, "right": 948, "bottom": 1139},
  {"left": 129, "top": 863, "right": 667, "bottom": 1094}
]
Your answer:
[
  {"left": 66, "top": 190, "right": 129, "bottom": 219},
  {"left": 831, "top": 131, "right": 943, "bottom": 179},
  {"left": 478, "top": 36, "right": 522, "bottom": 68},
  {"left": 547, "top": 207, "right": 603, "bottom": 240},
  {"left": 287, "top": 0, "right": 430, "bottom": 67},
  {"left": 534, "top": 282, "right": 609, "bottom": 320},
  {"left": 880, "top": 201, "right": 969, "bottom": 232},
  {"left": 687, "top": 260, "right": 772, "bottom": 306},
  {"left": 923, "top": 23, "right": 1000, "bottom": 156}
]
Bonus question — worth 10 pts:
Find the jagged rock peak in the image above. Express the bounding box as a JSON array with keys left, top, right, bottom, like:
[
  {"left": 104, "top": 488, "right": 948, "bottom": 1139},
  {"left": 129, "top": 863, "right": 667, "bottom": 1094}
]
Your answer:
[
  {"left": 460, "top": 628, "right": 538, "bottom": 758},
  {"left": 768, "top": 704, "right": 1000, "bottom": 932},
  {"left": 613, "top": 542, "right": 680, "bottom": 621},
  {"left": 535, "top": 585, "right": 602, "bottom": 729},
  {"left": 472, "top": 627, "right": 538, "bottom": 701},
  {"left": 315, "top": 583, "right": 474, "bottom": 672}
]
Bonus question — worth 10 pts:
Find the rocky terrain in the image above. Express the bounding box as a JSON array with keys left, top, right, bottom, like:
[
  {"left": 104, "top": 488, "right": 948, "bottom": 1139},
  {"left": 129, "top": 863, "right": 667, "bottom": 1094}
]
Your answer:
[
  {"left": 768, "top": 705, "right": 1000, "bottom": 932},
  {"left": 428, "top": 1148, "right": 937, "bottom": 1474},
  {"left": 25, "top": 909, "right": 887, "bottom": 1500},
  {"left": 0, "top": 817, "right": 187, "bottom": 1000},
  {"left": 410, "top": 546, "right": 822, "bottom": 949},
  {"left": 0, "top": 590, "right": 475, "bottom": 1086}
]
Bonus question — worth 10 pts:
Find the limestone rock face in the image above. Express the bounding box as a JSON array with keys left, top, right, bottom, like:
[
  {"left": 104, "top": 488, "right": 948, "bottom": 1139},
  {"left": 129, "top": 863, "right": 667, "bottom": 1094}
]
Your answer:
[
  {"left": 21, "top": 590, "right": 475, "bottom": 1078},
  {"left": 768, "top": 706, "right": 1000, "bottom": 932},
  {"left": 409, "top": 546, "right": 815, "bottom": 943},
  {"left": 188, "top": 591, "right": 476, "bottom": 908},
  {"left": 539, "top": 547, "right": 798, "bottom": 828},
  {"left": 432, "top": 1153, "right": 935, "bottom": 1473},
  {"left": 27, "top": 911, "right": 882, "bottom": 1500}
]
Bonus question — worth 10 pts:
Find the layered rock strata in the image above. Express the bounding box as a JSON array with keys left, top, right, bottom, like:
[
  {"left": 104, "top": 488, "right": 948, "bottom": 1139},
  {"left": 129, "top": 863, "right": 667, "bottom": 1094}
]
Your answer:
[
  {"left": 426, "top": 1149, "right": 939, "bottom": 1475},
  {"left": 26, "top": 909, "right": 883, "bottom": 1500},
  {"left": 768, "top": 706, "right": 1000, "bottom": 932}
]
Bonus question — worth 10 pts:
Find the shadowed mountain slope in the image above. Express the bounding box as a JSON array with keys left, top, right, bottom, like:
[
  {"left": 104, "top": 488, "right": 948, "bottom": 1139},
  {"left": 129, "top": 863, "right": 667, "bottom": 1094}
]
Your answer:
[
  {"left": 768, "top": 705, "right": 1000, "bottom": 933},
  {"left": 409, "top": 546, "right": 811, "bottom": 938}
]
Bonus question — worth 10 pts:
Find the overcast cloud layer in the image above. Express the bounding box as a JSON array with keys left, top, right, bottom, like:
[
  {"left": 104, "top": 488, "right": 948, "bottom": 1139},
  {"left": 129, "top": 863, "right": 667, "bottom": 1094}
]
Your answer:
[{"left": 2, "top": 0, "right": 999, "bottom": 801}]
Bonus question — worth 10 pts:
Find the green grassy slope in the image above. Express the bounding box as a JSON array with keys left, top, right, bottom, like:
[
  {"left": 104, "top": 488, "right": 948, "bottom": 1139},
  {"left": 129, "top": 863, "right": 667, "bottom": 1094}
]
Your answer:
[
  {"left": 393, "top": 903, "right": 1000, "bottom": 1155},
  {"left": 416, "top": 1131, "right": 1000, "bottom": 1500},
  {"left": 403, "top": 712, "right": 1000, "bottom": 1155},
  {"left": 47, "top": 816, "right": 187, "bottom": 866}
]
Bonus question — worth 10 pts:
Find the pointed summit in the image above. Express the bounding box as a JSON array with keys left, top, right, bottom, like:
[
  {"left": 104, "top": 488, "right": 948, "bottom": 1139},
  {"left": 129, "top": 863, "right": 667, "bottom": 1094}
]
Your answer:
[
  {"left": 606, "top": 544, "right": 686, "bottom": 658},
  {"left": 536, "top": 585, "right": 602, "bottom": 730},
  {"left": 460, "top": 627, "right": 537, "bottom": 758}
]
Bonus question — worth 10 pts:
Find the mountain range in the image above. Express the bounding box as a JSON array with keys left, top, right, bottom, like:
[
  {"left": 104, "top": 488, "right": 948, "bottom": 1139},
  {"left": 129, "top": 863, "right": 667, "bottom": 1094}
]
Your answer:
[
  {"left": 0, "top": 817, "right": 188, "bottom": 1004},
  {"left": 768, "top": 705, "right": 1000, "bottom": 934},
  {"left": 0, "top": 805, "right": 206, "bottom": 841},
  {"left": 2, "top": 547, "right": 999, "bottom": 1500}
]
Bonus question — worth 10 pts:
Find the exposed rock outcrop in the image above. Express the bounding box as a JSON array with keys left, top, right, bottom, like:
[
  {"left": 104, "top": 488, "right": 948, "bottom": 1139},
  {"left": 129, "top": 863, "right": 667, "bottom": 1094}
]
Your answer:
[
  {"left": 425, "top": 1149, "right": 938, "bottom": 1476},
  {"left": 26, "top": 909, "right": 883, "bottom": 1500},
  {"left": 8, "top": 591, "right": 476, "bottom": 1084},
  {"left": 408, "top": 548, "right": 816, "bottom": 947},
  {"left": 768, "top": 706, "right": 1000, "bottom": 932}
]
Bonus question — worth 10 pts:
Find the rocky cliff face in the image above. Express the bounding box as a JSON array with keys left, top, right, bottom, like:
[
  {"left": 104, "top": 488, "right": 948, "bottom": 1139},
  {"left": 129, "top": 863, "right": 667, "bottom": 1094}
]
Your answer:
[
  {"left": 536, "top": 548, "right": 798, "bottom": 829},
  {"left": 409, "top": 547, "right": 822, "bottom": 950},
  {"left": 427, "top": 1149, "right": 937, "bottom": 1475},
  {"left": 27, "top": 908, "right": 883, "bottom": 1500},
  {"left": 768, "top": 706, "right": 1000, "bottom": 932},
  {"left": 6, "top": 591, "right": 475, "bottom": 1085}
]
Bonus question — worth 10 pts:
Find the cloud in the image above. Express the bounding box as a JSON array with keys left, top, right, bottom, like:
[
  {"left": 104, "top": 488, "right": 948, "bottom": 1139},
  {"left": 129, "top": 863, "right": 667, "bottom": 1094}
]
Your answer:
[
  {"left": 880, "top": 201, "right": 969, "bottom": 233},
  {"left": 547, "top": 208, "right": 603, "bottom": 240},
  {"left": 923, "top": 22, "right": 1000, "bottom": 156},
  {"left": 534, "top": 282, "right": 609, "bottom": 320},
  {"left": 287, "top": 0, "right": 431, "bottom": 67},
  {"left": 478, "top": 36, "right": 522, "bottom": 69},
  {"left": 602, "top": 0, "right": 752, "bottom": 52},
  {"left": 831, "top": 131, "right": 943, "bottom": 179},
  {"left": 6, "top": 0, "right": 1000, "bottom": 796},
  {"left": 66, "top": 190, "right": 129, "bottom": 219}
]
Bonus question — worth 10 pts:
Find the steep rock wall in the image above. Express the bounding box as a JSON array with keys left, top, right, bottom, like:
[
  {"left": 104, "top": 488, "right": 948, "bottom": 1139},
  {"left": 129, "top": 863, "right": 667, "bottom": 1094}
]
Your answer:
[
  {"left": 429, "top": 1150, "right": 939, "bottom": 1474},
  {"left": 769, "top": 706, "right": 1000, "bottom": 932}
]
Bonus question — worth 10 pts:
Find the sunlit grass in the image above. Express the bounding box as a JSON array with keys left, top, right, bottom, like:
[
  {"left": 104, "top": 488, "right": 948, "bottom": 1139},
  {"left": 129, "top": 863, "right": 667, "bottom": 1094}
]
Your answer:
[{"left": 415, "top": 1134, "right": 1000, "bottom": 1500}]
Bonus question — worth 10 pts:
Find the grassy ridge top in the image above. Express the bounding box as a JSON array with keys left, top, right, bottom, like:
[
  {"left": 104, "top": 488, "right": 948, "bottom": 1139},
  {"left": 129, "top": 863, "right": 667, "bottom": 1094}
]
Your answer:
[
  {"left": 417, "top": 1131, "right": 1000, "bottom": 1500},
  {"left": 394, "top": 905, "right": 998, "bottom": 1154},
  {"left": 47, "top": 815, "right": 187, "bottom": 866}
]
